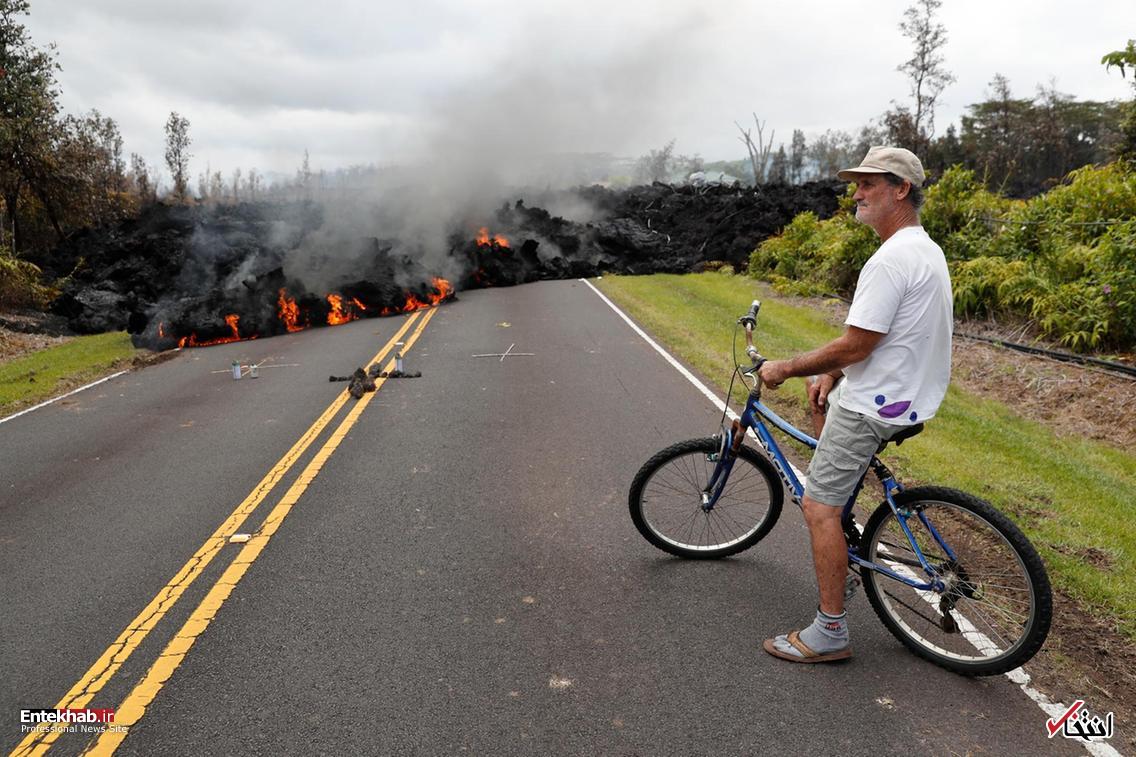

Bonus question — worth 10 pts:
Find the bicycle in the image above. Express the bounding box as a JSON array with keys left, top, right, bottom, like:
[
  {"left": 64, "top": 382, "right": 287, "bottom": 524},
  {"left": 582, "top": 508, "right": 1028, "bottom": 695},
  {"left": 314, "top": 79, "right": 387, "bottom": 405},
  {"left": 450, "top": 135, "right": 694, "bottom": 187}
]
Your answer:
[{"left": 628, "top": 300, "right": 1052, "bottom": 675}]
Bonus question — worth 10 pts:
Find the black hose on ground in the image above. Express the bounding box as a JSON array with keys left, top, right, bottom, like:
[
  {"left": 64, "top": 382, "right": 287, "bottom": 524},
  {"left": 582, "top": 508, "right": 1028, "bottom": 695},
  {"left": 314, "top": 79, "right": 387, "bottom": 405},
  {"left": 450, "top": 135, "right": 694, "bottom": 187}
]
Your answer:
[{"left": 955, "top": 332, "right": 1136, "bottom": 379}]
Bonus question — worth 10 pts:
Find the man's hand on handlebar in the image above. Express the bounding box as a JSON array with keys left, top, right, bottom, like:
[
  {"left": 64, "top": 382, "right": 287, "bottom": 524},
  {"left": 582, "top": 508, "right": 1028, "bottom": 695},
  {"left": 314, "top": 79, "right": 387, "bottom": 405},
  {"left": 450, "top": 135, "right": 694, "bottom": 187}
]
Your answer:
[{"left": 758, "top": 359, "right": 792, "bottom": 389}]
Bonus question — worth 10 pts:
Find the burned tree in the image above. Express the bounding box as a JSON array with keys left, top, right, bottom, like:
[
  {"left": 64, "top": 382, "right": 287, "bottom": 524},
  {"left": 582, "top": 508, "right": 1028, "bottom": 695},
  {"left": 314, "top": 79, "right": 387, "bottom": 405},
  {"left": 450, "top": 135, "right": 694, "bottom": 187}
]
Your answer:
[{"left": 736, "top": 114, "right": 774, "bottom": 184}]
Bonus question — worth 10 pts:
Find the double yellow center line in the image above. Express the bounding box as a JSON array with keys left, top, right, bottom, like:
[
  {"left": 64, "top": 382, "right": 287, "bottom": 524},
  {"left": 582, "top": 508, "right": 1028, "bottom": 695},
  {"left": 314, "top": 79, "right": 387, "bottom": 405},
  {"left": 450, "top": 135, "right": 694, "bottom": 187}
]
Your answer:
[{"left": 13, "top": 307, "right": 437, "bottom": 757}]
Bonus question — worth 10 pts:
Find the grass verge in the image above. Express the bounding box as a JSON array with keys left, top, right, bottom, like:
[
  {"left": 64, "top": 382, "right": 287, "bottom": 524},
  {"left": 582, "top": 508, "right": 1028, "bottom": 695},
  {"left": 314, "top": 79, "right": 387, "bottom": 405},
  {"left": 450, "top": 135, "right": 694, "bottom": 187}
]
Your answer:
[
  {"left": 0, "top": 332, "right": 139, "bottom": 416},
  {"left": 595, "top": 271, "right": 1136, "bottom": 639}
]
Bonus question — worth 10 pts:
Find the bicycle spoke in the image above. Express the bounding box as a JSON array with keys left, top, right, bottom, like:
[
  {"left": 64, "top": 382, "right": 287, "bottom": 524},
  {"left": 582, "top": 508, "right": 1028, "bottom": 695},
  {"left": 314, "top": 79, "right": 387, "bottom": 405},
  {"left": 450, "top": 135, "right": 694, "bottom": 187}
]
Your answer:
[{"left": 863, "top": 495, "right": 1046, "bottom": 669}]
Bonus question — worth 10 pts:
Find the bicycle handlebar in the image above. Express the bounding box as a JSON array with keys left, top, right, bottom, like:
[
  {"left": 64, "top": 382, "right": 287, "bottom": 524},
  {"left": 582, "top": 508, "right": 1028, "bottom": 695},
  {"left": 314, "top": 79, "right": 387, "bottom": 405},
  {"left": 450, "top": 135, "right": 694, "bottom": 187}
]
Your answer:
[
  {"left": 737, "top": 300, "right": 760, "bottom": 330},
  {"left": 737, "top": 300, "right": 766, "bottom": 373}
]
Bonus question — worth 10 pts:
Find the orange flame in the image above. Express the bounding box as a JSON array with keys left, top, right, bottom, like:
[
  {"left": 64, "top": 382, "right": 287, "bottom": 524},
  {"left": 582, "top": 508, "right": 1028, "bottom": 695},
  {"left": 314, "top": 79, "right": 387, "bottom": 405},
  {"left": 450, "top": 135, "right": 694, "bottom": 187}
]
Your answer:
[
  {"left": 175, "top": 313, "right": 253, "bottom": 348},
  {"left": 402, "top": 292, "right": 430, "bottom": 312},
  {"left": 158, "top": 322, "right": 167, "bottom": 338},
  {"left": 476, "top": 226, "right": 509, "bottom": 248},
  {"left": 326, "top": 293, "right": 359, "bottom": 326},
  {"left": 392, "top": 278, "right": 454, "bottom": 313},
  {"left": 429, "top": 277, "right": 454, "bottom": 305},
  {"left": 278, "top": 289, "right": 304, "bottom": 332},
  {"left": 352, "top": 297, "right": 367, "bottom": 310}
]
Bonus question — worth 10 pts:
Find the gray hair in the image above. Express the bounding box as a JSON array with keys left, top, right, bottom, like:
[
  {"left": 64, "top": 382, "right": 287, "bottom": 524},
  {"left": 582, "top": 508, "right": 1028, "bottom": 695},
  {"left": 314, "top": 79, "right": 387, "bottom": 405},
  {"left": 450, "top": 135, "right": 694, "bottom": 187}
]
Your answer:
[{"left": 882, "top": 172, "right": 925, "bottom": 211}]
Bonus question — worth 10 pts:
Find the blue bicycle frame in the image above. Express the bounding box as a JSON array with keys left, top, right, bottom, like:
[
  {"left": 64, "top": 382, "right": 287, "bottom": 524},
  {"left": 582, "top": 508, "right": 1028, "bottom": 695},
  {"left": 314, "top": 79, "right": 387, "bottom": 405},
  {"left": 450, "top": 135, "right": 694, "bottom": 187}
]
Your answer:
[{"left": 704, "top": 386, "right": 953, "bottom": 594}]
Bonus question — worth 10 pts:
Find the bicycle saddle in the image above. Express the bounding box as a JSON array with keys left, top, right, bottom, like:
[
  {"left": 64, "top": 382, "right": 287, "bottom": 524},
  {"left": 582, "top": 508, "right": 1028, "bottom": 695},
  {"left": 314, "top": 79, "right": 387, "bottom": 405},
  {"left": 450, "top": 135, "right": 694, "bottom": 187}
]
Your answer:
[{"left": 878, "top": 422, "right": 925, "bottom": 453}]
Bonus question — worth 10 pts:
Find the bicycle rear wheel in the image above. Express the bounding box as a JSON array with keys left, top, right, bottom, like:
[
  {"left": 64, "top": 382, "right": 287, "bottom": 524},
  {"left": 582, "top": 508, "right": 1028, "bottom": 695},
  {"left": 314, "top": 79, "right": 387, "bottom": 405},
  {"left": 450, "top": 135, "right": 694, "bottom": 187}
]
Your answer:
[
  {"left": 860, "top": 486, "right": 1051, "bottom": 676},
  {"left": 629, "top": 438, "right": 783, "bottom": 559}
]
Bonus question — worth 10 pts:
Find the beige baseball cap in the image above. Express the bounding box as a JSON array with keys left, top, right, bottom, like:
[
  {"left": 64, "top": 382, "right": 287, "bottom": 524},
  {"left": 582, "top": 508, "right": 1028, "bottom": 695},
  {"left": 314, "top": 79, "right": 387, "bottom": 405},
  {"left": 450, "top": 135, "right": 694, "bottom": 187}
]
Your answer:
[{"left": 837, "top": 146, "right": 925, "bottom": 187}]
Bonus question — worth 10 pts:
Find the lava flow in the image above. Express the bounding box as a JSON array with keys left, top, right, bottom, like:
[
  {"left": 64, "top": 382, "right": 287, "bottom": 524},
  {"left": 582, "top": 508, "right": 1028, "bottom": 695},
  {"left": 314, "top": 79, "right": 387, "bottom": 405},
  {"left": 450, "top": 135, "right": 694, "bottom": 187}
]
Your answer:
[
  {"left": 326, "top": 294, "right": 360, "bottom": 326},
  {"left": 278, "top": 289, "right": 305, "bottom": 333},
  {"left": 177, "top": 313, "right": 251, "bottom": 348},
  {"left": 381, "top": 277, "right": 455, "bottom": 315},
  {"left": 476, "top": 226, "right": 510, "bottom": 248}
]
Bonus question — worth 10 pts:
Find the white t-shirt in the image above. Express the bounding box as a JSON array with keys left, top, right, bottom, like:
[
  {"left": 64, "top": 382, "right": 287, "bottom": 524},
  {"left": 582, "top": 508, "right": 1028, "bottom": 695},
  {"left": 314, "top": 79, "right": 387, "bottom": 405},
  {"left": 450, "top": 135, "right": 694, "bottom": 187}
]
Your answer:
[{"left": 839, "top": 225, "right": 952, "bottom": 426}]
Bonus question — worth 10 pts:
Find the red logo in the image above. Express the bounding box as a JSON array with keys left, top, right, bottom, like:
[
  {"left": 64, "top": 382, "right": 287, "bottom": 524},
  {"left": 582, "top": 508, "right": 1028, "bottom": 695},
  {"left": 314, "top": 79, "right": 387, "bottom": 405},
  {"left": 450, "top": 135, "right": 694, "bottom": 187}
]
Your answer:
[{"left": 1046, "top": 701, "right": 1085, "bottom": 738}]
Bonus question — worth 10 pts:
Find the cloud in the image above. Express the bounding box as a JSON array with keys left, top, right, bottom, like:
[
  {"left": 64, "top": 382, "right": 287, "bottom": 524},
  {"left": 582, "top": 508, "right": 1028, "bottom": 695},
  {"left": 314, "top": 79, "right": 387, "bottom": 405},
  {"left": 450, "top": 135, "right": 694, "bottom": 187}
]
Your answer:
[{"left": 25, "top": 0, "right": 1136, "bottom": 179}]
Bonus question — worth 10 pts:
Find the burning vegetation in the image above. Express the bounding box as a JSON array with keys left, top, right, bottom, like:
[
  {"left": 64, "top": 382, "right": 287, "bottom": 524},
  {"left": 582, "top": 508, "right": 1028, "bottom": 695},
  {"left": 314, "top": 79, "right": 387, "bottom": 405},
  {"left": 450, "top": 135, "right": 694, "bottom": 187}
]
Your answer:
[{"left": 43, "top": 181, "right": 841, "bottom": 349}]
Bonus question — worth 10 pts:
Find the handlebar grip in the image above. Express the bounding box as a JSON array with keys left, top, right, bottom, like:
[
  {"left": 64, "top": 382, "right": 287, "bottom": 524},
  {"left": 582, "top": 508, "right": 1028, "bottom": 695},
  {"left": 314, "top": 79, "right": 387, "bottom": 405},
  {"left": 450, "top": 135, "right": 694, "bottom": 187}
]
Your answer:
[{"left": 738, "top": 300, "right": 761, "bottom": 329}]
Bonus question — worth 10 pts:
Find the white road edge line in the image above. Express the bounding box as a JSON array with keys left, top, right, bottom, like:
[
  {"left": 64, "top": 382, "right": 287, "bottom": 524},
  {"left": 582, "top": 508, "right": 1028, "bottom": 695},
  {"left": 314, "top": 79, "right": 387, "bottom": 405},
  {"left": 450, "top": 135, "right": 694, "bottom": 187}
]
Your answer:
[
  {"left": 0, "top": 370, "right": 130, "bottom": 427},
  {"left": 581, "top": 277, "right": 1116, "bottom": 757}
]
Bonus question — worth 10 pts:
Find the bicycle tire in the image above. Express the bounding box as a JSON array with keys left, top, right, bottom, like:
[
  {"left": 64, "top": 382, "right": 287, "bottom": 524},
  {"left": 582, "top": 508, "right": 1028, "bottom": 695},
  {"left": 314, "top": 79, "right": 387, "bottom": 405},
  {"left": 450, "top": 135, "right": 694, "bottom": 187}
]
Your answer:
[
  {"left": 629, "top": 438, "right": 783, "bottom": 559},
  {"left": 860, "top": 486, "right": 1052, "bottom": 676}
]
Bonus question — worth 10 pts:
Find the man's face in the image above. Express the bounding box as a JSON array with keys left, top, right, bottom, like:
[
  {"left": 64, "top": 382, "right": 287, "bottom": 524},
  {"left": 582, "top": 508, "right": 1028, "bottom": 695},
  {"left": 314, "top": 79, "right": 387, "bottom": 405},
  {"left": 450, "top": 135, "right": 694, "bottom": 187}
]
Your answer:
[{"left": 851, "top": 174, "right": 905, "bottom": 228}]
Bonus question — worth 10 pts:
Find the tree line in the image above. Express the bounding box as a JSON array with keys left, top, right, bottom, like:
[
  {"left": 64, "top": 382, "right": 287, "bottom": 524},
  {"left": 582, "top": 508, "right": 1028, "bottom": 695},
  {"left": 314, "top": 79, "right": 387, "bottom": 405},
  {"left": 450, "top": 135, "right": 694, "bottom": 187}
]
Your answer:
[
  {"left": 648, "top": 1, "right": 1134, "bottom": 198},
  {"left": 0, "top": 1, "right": 325, "bottom": 263},
  {"left": 2, "top": 0, "right": 1133, "bottom": 264}
]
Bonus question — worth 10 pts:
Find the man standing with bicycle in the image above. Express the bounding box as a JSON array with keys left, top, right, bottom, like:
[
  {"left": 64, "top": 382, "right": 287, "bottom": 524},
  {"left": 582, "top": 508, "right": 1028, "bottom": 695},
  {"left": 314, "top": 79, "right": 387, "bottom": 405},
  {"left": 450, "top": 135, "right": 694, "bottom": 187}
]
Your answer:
[{"left": 756, "top": 146, "right": 953, "bottom": 664}]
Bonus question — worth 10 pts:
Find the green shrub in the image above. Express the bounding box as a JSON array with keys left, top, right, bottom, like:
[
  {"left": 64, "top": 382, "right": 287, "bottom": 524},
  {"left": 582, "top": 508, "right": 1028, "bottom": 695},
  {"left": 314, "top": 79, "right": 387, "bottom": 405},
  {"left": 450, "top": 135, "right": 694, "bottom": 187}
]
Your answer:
[
  {"left": 749, "top": 190, "right": 876, "bottom": 297},
  {"left": 0, "top": 248, "right": 54, "bottom": 309},
  {"left": 921, "top": 166, "right": 1015, "bottom": 262},
  {"left": 749, "top": 161, "right": 1136, "bottom": 351},
  {"left": 951, "top": 257, "right": 1032, "bottom": 317}
]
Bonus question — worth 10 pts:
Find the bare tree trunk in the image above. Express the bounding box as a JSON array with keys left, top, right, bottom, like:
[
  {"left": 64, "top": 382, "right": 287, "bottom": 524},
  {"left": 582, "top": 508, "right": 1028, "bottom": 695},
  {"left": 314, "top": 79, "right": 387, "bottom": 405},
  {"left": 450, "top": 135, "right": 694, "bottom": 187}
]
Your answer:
[
  {"left": 736, "top": 114, "right": 775, "bottom": 185},
  {"left": 4, "top": 191, "right": 18, "bottom": 253},
  {"left": 20, "top": 166, "right": 64, "bottom": 244}
]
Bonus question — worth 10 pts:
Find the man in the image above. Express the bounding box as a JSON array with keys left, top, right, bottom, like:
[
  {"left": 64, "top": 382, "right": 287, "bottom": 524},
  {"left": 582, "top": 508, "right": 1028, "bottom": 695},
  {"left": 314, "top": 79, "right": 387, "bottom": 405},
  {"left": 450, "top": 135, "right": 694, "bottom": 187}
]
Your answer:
[{"left": 756, "top": 146, "right": 953, "bottom": 664}]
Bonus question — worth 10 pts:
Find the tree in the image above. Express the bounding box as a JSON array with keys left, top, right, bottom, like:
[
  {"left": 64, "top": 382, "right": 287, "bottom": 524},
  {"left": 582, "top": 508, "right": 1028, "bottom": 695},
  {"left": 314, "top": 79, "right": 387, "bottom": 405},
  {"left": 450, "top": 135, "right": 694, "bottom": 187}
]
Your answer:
[
  {"left": 736, "top": 113, "right": 774, "bottom": 184},
  {"left": 130, "top": 153, "right": 154, "bottom": 203},
  {"left": 196, "top": 163, "right": 209, "bottom": 203},
  {"left": 807, "top": 130, "right": 857, "bottom": 180},
  {"left": 0, "top": 0, "right": 64, "bottom": 252},
  {"left": 245, "top": 167, "right": 260, "bottom": 201},
  {"left": 852, "top": 122, "right": 887, "bottom": 159},
  {"left": 633, "top": 140, "right": 676, "bottom": 184},
  {"left": 1102, "top": 39, "right": 1136, "bottom": 162},
  {"left": 925, "top": 122, "right": 963, "bottom": 174},
  {"left": 231, "top": 167, "right": 241, "bottom": 203},
  {"left": 768, "top": 145, "right": 788, "bottom": 184},
  {"left": 789, "top": 130, "right": 806, "bottom": 183},
  {"left": 958, "top": 74, "right": 1028, "bottom": 188},
  {"left": 207, "top": 170, "right": 222, "bottom": 203},
  {"left": 53, "top": 110, "right": 133, "bottom": 228},
  {"left": 298, "top": 149, "right": 311, "bottom": 199},
  {"left": 164, "top": 111, "right": 191, "bottom": 202},
  {"left": 895, "top": 0, "right": 956, "bottom": 153},
  {"left": 953, "top": 76, "right": 1121, "bottom": 196}
]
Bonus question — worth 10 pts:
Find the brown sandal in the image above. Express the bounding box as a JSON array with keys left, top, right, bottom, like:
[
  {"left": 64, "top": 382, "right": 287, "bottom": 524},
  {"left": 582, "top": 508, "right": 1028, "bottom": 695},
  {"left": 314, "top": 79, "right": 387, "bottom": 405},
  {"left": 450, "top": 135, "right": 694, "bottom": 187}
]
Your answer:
[{"left": 763, "top": 630, "right": 852, "bottom": 664}]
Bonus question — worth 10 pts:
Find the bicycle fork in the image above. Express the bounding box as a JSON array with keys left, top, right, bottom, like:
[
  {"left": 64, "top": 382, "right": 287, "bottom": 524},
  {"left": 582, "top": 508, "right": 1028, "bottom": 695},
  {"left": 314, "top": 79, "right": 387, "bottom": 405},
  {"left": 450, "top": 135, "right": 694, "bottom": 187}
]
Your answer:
[{"left": 701, "top": 421, "right": 747, "bottom": 511}]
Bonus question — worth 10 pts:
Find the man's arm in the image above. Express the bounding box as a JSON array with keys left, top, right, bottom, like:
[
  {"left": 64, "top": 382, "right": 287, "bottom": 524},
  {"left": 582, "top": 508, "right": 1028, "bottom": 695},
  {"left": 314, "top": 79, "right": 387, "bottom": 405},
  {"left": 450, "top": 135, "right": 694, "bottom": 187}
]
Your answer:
[{"left": 758, "top": 325, "right": 884, "bottom": 388}]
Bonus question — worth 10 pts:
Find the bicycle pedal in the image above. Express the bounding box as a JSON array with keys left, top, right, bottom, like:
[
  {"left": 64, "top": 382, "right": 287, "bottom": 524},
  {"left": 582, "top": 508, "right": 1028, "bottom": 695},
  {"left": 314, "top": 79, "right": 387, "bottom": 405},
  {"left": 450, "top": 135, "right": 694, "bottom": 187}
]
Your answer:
[{"left": 844, "top": 573, "right": 861, "bottom": 601}]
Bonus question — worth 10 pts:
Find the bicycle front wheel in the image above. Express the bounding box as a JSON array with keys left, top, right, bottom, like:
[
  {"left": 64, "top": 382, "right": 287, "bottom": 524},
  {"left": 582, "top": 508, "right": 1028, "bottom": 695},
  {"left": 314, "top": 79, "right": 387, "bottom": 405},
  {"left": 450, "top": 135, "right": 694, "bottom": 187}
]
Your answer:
[
  {"left": 629, "top": 438, "right": 783, "bottom": 559},
  {"left": 860, "top": 486, "right": 1052, "bottom": 676}
]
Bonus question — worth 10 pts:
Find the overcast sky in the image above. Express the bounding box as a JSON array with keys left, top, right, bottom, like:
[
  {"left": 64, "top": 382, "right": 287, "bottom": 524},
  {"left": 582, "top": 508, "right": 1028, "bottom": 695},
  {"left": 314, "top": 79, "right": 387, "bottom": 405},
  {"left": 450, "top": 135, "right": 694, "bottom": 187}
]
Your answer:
[{"left": 25, "top": 0, "right": 1136, "bottom": 184}]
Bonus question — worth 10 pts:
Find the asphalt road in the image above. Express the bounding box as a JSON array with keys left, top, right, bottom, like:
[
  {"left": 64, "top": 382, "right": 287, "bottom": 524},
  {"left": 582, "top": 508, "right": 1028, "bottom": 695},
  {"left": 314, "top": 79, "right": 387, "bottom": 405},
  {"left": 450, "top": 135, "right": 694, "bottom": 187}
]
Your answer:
[{"left": 1, "top": 280, "right": 1083, "bottom": 756}]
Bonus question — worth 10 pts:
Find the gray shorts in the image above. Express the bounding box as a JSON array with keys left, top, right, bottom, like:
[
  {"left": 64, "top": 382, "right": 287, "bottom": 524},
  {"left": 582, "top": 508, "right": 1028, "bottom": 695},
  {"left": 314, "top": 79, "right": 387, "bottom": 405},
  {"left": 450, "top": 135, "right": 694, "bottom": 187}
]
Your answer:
[{"left": 804, "top": 381, "right": 900, "bottom": 507}]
